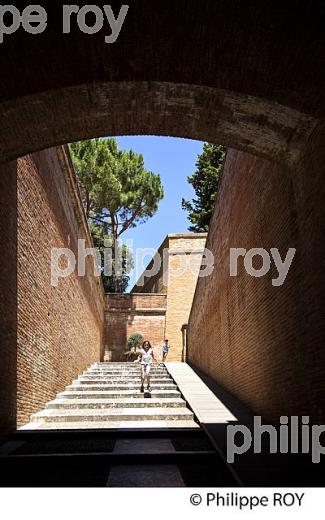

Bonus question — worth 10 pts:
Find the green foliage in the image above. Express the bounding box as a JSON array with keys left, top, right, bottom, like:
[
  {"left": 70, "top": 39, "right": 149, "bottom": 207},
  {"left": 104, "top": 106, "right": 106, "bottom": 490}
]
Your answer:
[
  {"left": 90, "top": 223, "right": 133, "bottom": 293},
  {"left": 127, "top": 332, "right": 144, "bottom": 352},
  {"left": 124, "top": 332, "right": 144, "bottom": 360},
  {"left": 182, "top": 143, "right": 226, "bottom": 232},
  {"left": 70, "top": 138, "right": 164, "bottom": 234},
  {"left": 69, "top": 138, "right": 164, "bottom": 292}
]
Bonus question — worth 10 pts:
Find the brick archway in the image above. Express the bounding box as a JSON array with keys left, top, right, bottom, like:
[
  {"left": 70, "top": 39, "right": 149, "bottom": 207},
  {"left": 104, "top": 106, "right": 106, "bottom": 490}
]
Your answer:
[
  {"left": 1, "top": 0, "right": 325, "bottom": 439},
  {"left": 0, "top": 81, "right": 318, "bottom": 165},
  {"left": 0, "top": 0, "right": 324, "bottom": 163}
]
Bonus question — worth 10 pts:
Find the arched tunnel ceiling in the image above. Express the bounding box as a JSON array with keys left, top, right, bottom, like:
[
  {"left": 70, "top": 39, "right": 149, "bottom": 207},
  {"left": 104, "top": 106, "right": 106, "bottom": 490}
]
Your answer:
[{"left": 0, "top": 0, "right": 324, "bottom": 162}]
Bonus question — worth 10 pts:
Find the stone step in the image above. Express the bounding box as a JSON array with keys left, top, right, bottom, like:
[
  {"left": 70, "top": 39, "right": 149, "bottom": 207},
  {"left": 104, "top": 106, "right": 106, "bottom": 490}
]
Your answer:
[
  {"left": 58, "top": 390, "right": 181, "bottom": 399},
  {"left": 85, "top": 376, "right": 170, "bottom": 380},
  {"left": 45, "top": 398, "right": 186, "bottom": 409},
  {"left": 81, "top": 371, "right": 170, "bottom": 376},
  {"left": 84, "top": 365, "right": 169, "bottom": 374},
  {"left": 76, "top": 379, "right": 172, "bottom": 385},
  {"left": 85, "top": 370, "right": 168, "bottom": 376},
  {"left": 31, "top": 407, "right": 194, "bottom": 423},
  {"left": 86, "top": 366, "right": 167, "bottom": 370},
  {"left": 22, "top": 419, "right": 200, "bottom": 430},
  {"left": 68, "top": 384, "right": 177, "bottom": 391},
  {"left": 78, "top": 377, "right": 171, "bottom": 383},
  {"left": 85, "top": 367, "right": 169, "bottom": 372},
  {"left": 89, "top": 364, "right": 167, "bottom": 369},
  {"left": 90, "top": 364, "right": 166, "bottom": 368}
]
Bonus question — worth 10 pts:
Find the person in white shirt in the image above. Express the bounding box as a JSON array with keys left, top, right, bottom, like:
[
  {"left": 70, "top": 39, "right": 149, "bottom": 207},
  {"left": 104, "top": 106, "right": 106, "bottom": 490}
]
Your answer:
[{"left": 135, "top": 340, "right": 159, "bottom": 393}]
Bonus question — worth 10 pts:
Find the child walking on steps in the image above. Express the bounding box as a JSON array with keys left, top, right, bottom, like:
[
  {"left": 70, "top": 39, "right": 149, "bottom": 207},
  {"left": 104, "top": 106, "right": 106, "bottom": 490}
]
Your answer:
[{"left": 135, "top": 340, "right": 159, "bottom": 393}]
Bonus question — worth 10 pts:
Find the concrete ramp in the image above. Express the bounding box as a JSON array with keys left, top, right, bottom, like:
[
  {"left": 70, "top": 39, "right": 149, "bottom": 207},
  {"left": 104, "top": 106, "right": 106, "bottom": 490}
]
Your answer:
[{"left": 165, "top": 362, "right": 237, "bottom": 424}]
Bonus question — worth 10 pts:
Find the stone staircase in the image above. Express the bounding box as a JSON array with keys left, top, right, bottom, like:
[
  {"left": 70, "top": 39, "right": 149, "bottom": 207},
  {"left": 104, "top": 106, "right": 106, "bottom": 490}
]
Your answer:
[
  {"left": 7, "top": 363, "right": 244, "bottom": 487},
  {"left": 25, "top": 363, "right": 198, "bottom": 429}
]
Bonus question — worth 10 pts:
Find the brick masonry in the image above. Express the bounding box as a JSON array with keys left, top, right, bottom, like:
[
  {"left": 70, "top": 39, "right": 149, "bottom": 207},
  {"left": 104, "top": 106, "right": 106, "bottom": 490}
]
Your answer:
[
  {"left": 132, "top": 234, "right": 207, "bottom": 361},
  {"left": 104, "top": 293, "right": 166, "bottom": 362},
  {"left": 16, "top": 146, "right": 104, "bottom": 428},
  {"left": 0, "top": 139, "right": 324, "bottom": 434},
  {"left": 0, "top": 2, "right": 323, "bottom": 165},
  {"left": 0, "top": 161, "right": 17, "bottom": 441},
  {"left": 1, "top": 0, "right": 325, "bottom": 433},
  {"left": 187, "top": 146, "right": 325, "bottom": 423}
]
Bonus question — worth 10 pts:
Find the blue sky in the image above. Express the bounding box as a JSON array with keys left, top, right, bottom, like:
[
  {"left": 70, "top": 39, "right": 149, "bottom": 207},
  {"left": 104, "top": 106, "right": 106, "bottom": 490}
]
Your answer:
[{"left": 114, "top": 136, "right": 204, "bottom": 290}]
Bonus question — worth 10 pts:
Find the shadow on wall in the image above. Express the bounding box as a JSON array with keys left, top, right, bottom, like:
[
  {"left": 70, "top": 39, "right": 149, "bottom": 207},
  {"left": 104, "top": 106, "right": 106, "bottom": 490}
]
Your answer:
[
  {"left": 187, "top": 144, "right": 325, "bottom": 424},
  {"left": 0, "top": 160, "right": 17, "bottom": 442},
  {"left": 104, "top": 293, "right": 135, "bottom": 361}
]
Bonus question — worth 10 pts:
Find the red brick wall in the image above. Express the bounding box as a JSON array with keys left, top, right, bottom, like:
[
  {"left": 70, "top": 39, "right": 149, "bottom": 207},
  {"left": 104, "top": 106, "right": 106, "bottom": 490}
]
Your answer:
[
  {"left": 0, "top": 161, "right": 17, "bottom": 441},
  {"left": 104, "top": 294, "right": 166, "bottom": 361},
  {"left": 288, "top": 122, "right": 325, "bottom": 422},
  {"left": 132, "top": 234, "right": 207, "bottom": 360},
  {"left": 187, "top": 147, "right": 325, "bottom": 422},
  {"left": 16, "top": 146, "right": 104, "bottom": 427}
]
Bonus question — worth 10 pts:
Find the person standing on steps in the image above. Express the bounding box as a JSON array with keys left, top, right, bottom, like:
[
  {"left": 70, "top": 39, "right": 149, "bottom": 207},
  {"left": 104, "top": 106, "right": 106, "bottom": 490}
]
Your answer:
[
  {"left": 135, "top": 340, "right": 159, "bottom": 393},
  {"left": 162, "top": 339, "right": 169, "bottom": 362}
]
